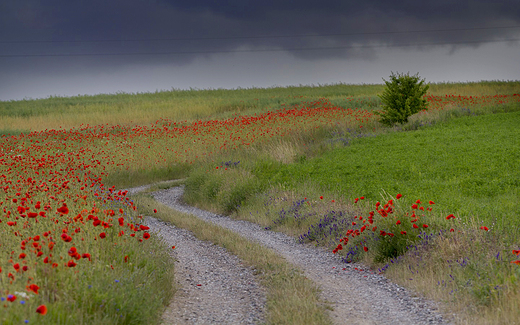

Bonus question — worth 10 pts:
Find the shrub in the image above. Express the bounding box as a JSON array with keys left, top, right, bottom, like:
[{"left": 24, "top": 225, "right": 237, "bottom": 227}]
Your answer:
[{"left": 376, "top": 72, "right": 429, "bottom": 126}]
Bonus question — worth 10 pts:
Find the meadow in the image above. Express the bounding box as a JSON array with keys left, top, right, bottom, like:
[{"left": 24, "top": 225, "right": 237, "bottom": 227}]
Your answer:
[{"left": 1, "top": 80, "right": 519, "bottom": 324}]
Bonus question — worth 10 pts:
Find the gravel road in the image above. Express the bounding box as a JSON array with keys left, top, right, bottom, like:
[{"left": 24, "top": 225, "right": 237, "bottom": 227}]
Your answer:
[
  {"left": 127, "top": 185, "right": 266, "bottom": 324},
  {"left": 149, "top": 186, "right": 449, "bottom": 325}
]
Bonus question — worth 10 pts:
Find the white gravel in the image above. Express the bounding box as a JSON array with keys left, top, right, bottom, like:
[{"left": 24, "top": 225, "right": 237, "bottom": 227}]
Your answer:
[
  {"left": 128, "top": 184, "right": 266, "bottom": 324},
  {"left": 146, "top": 217, "right": 266, "bottom": 325},
  {"left": 150, "top": 186, "right": 450, "bottom": 325}
]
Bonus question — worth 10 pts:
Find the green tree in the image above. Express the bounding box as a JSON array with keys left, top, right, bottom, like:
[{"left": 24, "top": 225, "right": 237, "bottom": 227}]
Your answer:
[{"left": 376, "top": 72, "right": 429, "bottom": 126}]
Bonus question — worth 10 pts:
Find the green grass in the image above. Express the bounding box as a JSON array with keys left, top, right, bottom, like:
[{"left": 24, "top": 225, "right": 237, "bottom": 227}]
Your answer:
[
  {"left": 1, "top": 232, "right": 175, "bottom": 325},
  {"left": 257, "top": 111, "right": 520, "bottom": 232}
]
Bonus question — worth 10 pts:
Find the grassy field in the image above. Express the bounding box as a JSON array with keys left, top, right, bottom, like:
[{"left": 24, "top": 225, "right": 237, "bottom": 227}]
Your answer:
[
  {"left": 1, "top": 80, "right": 518, "bottom": 135},
  {"left": 1, "top": 81, "right": 519, "bottom": 324}
]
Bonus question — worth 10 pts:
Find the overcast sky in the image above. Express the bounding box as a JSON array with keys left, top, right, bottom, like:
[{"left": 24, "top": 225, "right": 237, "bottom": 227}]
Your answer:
[{"left": 1, "top": 0, "right": 519, "bottom": 101}]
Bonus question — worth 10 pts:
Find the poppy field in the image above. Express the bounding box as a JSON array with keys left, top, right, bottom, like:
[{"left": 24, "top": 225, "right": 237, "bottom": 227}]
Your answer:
[{"left": 1, "top": 81, "right": 520, "bottom": 323}]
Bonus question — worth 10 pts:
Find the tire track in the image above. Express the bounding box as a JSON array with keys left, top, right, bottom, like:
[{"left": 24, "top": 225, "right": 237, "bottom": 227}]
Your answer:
[
  {"left": 151, "top": 186, "right": 449, "bottom": 325},
  {"left": 129, "top": 185, "right": 266, "bottom": 324}
]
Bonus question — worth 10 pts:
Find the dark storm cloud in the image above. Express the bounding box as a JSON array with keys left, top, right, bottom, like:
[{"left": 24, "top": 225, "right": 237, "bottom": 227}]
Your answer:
[{"left": 0, "top": 0, "right": 519, "bottom": 74}]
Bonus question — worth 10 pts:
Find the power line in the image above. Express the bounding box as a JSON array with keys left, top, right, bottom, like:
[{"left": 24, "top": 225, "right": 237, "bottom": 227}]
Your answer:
[
  {"left": 1, "top": 38, "right": 518, "bottom": 58},
  {"left": 1, "top": 25, "right": 520, "bottom": 44}
]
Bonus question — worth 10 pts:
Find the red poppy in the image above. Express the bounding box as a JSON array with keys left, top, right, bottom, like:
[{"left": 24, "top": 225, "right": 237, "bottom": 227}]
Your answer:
[
  {"left": 396, "top": 194, "right": 402, "bottom": 199},
  {"left": 7, "top": 294, "right": 16, "bottom": 302},
  {"left": 415, "top": 200, "right": 421, "bottom": 204},
  {"left": 450, "top": 228, "right": 455, "bottom": 232},
  {"left": 67, "top": 260, "right": 77, "bottom": 267},
  {"left": 411, "top": 204, "right": 418, "bottom": 209},
  {"left": 412, "top": 224, "right": 419, "bottom": 229},
  {"left": 57, "top": 204, "right": 69, "bottom": 214},
  {"left": 36, "top": 305, "right": 48, "bottom": 315},
  {"left": 429, "top": 201, "right": 435, "bottom": 205},
  {"left": 154, "top": 209, "right": 157, "bottom": 213},
  {"left": 99, "top": 232, "right": 106, "bottom": 239},
  {"left": 143, "top": 232, "right": 151, "bottom": 240},
  {"left": 480, "top": 226, "right": 489, "bottom": 231},
  {"left": 511, "top": 260, "right": 520, "bottom": 265},
  {"left": 363, "top": 246, "right": 368, "bottom": 252},
  {"left": 423, "top": 224, "right": 429, "bottom": 228},
  {"left": 27, "top": 284, "right": 39, "bottom": 294},
  {"left": 13, "top": 263, "right": 20, "bottom": 271},
  {"left": 396, "top": 220, "right": 401, "bottom": 225},
  {"left": 172, "top": 246, "right": 176, "bottom": 249},
  {"left": 320, "top": 196, "right": 323, "bottom": 200},
  {"left": 68, "top": 247, "right": 77, "bottom": 256},
  {"left": 513, "top": 250, "right": 520, "bottom": 256},
  {"left": 400, "top": 231, "right": 407, "bottom": 235}
]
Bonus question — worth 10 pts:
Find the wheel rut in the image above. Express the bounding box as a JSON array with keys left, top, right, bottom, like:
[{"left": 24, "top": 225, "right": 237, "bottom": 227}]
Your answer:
[{"left": 128, "top": 185, "right": 266, "bottom": 324}]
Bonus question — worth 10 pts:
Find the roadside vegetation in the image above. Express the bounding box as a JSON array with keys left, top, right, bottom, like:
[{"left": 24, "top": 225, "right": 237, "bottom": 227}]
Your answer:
[{"left": 1, "top": 80, "right": 519, "bottom": 324}]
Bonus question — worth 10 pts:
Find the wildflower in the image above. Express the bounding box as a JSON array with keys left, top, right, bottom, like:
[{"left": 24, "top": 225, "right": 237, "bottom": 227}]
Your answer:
[
  {"left": 99, "top": 232, "right": 106, "bottom": 239},
  {"left": 429, "top": 201, "right": 435, "bottom": 205},
  {"left": 7, "top": 294, "right": 16, "bottom": 302},
  {"left": 480, "top": 226, "right": 489, "bottom": 231},
  {"left": 396, "top": 194, "right": 402, "bottom": 199},
  {"left": 36, "top": 305, "right": 48, "bottom": 315},
  {"left": 411, "top": 204, "right": 418, "bottom": 209},
  {"left": 513, "top": 250, "right": 520, "bottom": 256},
  {"left": 143, "top": 232, "right": 151, "bottom": 240},
  {"left": 27, "top": 284, "right": 39, "bottom": 294}
]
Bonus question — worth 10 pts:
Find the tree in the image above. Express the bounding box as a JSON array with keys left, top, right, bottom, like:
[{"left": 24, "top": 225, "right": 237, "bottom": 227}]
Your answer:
[{"left": 376, "top": 72, "right": 429, "bottom": 126}]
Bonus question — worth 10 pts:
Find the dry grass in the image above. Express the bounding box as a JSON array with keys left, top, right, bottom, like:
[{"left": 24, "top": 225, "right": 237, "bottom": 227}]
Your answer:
[{"left": 381, "top": 218, "right": 520, "bottom": 325}]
